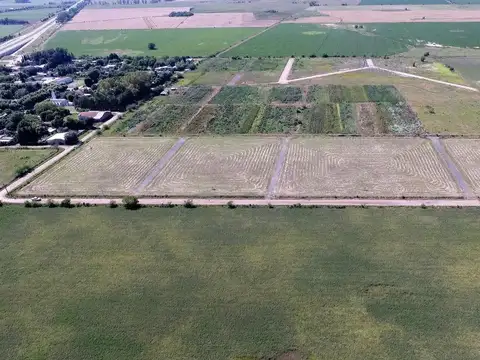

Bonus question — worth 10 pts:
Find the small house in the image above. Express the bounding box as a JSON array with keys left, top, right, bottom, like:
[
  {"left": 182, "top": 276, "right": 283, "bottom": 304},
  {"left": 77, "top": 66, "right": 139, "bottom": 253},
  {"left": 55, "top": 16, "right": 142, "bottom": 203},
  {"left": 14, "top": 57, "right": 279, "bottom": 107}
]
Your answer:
[{"left": 46, "top": 132, "right": 67, "bottom": 146}]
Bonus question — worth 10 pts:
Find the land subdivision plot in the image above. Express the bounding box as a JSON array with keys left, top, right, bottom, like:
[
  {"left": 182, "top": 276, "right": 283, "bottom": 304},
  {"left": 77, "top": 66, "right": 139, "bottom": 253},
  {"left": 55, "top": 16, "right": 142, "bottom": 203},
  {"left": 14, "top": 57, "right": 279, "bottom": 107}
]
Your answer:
[
  {"left": 17, "top": 138, "right": 177, "bottom": 197},
  {"left": 291, "top": 57, "right": 366, "bottom": 78},
  {"left": 276, "top": 137, "right": 461, "bottom": 199},
  {"left": 141, "top": 137, "right": 280, "bottom": 197},
  {"left": 289, "top": 71, "right": 480, "bottom": 134},
  {"left": 444, "top": 139, "right": 480, "bottom": 196}
]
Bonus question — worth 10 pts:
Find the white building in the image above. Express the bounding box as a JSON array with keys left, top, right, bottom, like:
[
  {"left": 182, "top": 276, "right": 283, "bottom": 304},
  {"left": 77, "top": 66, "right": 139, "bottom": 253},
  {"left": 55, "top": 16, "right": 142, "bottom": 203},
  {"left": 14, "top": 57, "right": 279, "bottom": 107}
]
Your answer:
[
  {"left": 46, "top": 132, "right": 68, "bottom": 145},
  {"left": 50, "top": 90, "right": 73, "bottom": 107}
]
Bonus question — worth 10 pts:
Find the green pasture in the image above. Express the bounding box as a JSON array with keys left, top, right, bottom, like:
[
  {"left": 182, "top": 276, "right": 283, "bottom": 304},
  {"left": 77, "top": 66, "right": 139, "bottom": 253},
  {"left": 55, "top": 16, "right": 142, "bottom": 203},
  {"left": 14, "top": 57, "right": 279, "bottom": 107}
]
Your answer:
[
  {"left": 0, "top": 24, "right": 23, "bottom": 37},
  {"left": 224, "top": 22, "right": 480, "bottom": 57},
  {"left": 2, "top": 8, "right": 56, "bottom": 21},
  {"left": 1, "top": 206, "right": 480, "bottom": 359},
  {"left": 45, "top": 28, "right": 263, "bottom": 57},
  {"left": 0, "top": 148, "right": 57, "bottom": 188}
]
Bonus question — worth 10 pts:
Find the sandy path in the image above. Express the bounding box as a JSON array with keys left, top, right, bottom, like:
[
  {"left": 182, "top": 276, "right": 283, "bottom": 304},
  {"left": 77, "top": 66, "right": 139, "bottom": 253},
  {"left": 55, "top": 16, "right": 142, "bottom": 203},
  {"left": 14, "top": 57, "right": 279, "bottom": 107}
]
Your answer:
[
  {"left": 376, "top": 67, "right": 479, "bottom": 92},
  {"left": 287, "top": 67, "right": 369, "bottom": 83},
  {"left": 428, "top": 136, "right": 474, "bottom": 199},
  {"left": 134, "top": 138, "right": 186, "bottom": 194},
  {"left": 266, "top": 137, "right": 289, "bottom": 199},
  {"left": 227, "top": 73, "right": 243, "bottom": 85},
  {"left": 278, "top": 58, "right": 295, "bottom": 84}
]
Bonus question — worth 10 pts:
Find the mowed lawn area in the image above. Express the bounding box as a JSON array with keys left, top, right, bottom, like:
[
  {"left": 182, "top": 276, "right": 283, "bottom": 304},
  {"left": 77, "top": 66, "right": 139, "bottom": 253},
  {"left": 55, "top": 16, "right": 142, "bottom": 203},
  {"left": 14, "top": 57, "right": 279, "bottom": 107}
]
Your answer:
[
  {"left": 0, "top": 148, "right": 57, "bottom": 187},
  {"left": 46, "top": 28, "right": 263, "bottom": 57},
  {"left": 224, "top": 22, "right": 480, "bottom": 57},
  {"left": 1, "top": 206, "right": 480, "bottom": 360}
]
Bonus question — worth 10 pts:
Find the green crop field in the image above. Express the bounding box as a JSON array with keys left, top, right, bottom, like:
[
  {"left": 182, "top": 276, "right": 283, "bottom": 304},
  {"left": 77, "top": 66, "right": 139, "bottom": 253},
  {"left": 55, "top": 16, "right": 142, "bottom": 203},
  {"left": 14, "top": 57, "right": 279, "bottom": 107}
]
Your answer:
[
  {"left": 46, "top": 28, "right": 264, "bottom": 57},
  {"left": 0, "top": 148, "right": 57, "bottom": 188},
  {"left": 1, "top": 206, "right": 480, "bottom": 360},
  {"left": 223, "top": 22, "right": 480, "bottom": 57},
  {"left": 111, "top": 84, "right": 421, "bottom": 136},
  {"left": 0, "top": 24, "right": 24, "bottom": 37}
]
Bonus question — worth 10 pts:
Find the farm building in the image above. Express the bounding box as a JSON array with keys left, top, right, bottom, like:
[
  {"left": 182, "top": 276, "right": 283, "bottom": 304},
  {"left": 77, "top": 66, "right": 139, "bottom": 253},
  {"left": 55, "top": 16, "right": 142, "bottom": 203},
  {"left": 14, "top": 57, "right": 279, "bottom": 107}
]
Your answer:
[
  {"left": 78, "top": 111, "right": 112, "bottom": 122},
  {"left": 0, "top": 135, "right": 15, "bottom": 145},
  {"left": 46, "top": 132, "right": 68, "bottom": 145}
]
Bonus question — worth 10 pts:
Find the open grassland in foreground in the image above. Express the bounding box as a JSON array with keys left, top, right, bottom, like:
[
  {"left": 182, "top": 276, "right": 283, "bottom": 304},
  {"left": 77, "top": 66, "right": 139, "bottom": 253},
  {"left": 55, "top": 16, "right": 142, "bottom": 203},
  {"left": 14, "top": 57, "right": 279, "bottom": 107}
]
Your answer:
[
  {"left": 224, "top": 23, "right": 480, "bottom": 57},
  {"left": 1, "top": 206, "right": 480, "bottom": 360},
  {"left": 17, "top": 136, "right": 463, "bottom": 199},
  {"left": 45, "top": 28, "right": 264, "bottom": 57},
  {"left": 0, "top": 24, "right": 24, "bottom": 37},
  {"left": 0, "top": 148, "right": 57, "bottom": 188}
]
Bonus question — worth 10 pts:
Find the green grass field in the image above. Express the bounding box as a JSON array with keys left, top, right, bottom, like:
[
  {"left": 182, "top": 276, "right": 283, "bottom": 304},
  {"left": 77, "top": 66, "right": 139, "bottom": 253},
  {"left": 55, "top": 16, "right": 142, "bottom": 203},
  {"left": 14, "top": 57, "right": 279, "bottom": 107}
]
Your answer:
[
  {"left": 0, "top": 24, "right": 24, "bottom": 37},
  {"left": 46, "top": 28, "right": 263, "bottom": 57},
  {"left": 224, "top": 22, "right": 480, "bottom": 57},
  {"left": 1, "top": 206, "right": 480, "bottom": 359},
  {"left": 2, "top": 8, "right": 56, "bottom": 21},
  {"left": 0, "top": 148, "right": 57, "bottom": 188}
]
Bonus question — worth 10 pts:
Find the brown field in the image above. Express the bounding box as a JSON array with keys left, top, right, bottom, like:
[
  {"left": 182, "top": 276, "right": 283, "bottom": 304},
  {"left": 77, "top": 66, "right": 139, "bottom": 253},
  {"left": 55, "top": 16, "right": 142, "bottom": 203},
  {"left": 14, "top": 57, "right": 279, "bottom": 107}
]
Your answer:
[
  {"left": 18, "top": 137, "right": 176, "bottom": 197},
  {"left": 444, "top": 139, "right": 480, "bottom": 196},
  {"left": 142, "top": 137, "right": 280, "bottom": 197},
  {"left": 287, "top": 9, "right": 480, "bottom": 23},
  {"left": 63, "top": 9, "right": 277, "bottom": 30},
  {"left": 15, "top": 136, "right": 470, "bottom": 199},
  {"left": 276, "top": 137, "right": 461, "bottom": 198}
]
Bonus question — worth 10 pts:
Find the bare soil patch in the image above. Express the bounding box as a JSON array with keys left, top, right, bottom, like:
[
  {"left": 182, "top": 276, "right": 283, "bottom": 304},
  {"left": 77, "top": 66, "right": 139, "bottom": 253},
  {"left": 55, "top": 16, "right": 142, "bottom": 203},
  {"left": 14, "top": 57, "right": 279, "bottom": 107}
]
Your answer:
[
  {"left": 287, "top": 9, "right": 480, "bottom": 23},
  {"left": 63, "top": 9, "right": 277, "bottom": 30}
]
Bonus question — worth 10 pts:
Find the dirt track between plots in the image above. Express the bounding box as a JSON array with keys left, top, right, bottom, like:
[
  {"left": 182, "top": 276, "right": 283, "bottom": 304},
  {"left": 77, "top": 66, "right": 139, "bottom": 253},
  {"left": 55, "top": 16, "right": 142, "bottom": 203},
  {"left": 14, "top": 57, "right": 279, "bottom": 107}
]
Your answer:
[
  {"left": 287, "top": 9, "right": 480, "bottom": 23},
  {"left": 62, "top": 9, "right": 277, "bottom": 30}
]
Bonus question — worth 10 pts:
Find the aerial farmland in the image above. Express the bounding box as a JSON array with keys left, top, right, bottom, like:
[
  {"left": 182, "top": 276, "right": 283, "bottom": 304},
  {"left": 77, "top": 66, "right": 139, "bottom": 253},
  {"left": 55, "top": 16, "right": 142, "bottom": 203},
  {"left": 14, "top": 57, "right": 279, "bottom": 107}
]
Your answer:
[{"left": 3, "top": 0, "right": 480, "bottom": 359}]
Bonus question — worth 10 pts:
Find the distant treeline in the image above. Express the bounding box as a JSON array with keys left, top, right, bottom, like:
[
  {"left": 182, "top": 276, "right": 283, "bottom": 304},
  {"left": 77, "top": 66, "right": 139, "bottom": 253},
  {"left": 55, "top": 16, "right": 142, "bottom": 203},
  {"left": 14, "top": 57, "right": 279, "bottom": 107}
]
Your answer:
[
  {"left": 169, "top": 11, "right": 193, "bottom": 17},
  {"left": 0, "top": 18, "right": 29, "bottom": 25}
]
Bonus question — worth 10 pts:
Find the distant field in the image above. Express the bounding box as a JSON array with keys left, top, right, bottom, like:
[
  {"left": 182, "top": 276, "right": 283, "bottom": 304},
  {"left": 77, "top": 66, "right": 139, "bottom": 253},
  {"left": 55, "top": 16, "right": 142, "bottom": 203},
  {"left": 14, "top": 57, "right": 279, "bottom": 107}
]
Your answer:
[
  {"left": 0, "top": 24, "right": 24, "bottom": 37},
  {"left": 109, "top": 84, "right": 422, "bottom": 136},
  {"left": 45, "top": 28, "right": 262, "bottom": 57},
  {"left": 16, "top": 136, "right": 465, "bottom": 198},
  {"left": 1, "top": 8, "right": 56, "bottom": 21},
  {"left": 224, "top": 22, "right": 480, "bottom": 57},
  {"left": 359, "top": 0, "right": 447, "bottom": 5},
  {"left": 0, "top": 148, "right": 57, "bottom": 188},
  {"left": 2, "top": 206, "right": 480, "bottom": 359}
]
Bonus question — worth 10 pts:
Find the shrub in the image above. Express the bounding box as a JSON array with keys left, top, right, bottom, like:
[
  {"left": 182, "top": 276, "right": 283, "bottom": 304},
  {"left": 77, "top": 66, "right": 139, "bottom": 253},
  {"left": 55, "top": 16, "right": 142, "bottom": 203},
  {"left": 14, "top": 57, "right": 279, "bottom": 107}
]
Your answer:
[
  {"left": 147, "top": 42, "right": 156, "bottom": 50},
  {"left": 184, "top": 199, "right": 196, "bottom": 208},
  {"left": 0, "top": 199, "right": 3, "bottom": 207},
  {"left": 122, "top": 196, "right": 140, "bottom": 210},
  {"left": 420, "top": 56, "right": 426, "bottom": 62},
  {"left": 47, "top": 199, "right": 57, "bottom": 208},
  {"left": 227, "top": 200, "right": 236, "bottom": 209},
  {"left": 15, "top": 165, "right": 33, "bottom": 179},
  {"left": 268, "top": 203, "right": 274, "bottom": 209},
  {"left": 322, "top": 53, "right": 329, "bottom": 58},
  {"left": 109, "top": 200, "right": 118, "bottom": 208},
  {"left": 32, "top": 201, "right": 42, "bottom": 208},
  {"left": 60, "top": 198, "right": 72, "bottom": 208}
]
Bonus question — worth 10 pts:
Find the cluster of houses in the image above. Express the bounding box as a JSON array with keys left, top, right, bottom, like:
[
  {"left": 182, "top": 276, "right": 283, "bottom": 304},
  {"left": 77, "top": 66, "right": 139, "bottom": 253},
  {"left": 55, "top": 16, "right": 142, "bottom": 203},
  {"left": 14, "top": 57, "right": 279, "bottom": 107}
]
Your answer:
[{"left": 44, "top": 111, "right": 112, "bottom": 145}]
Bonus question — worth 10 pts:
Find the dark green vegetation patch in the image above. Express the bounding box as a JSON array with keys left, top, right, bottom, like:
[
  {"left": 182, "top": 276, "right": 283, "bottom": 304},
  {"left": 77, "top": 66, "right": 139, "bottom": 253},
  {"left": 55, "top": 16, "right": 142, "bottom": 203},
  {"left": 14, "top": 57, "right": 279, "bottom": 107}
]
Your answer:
[
  {"left": 1, "top": 206, "right": 480, "bottom": 359},
  {"left": 111, "top": 84, "right": 421, "bottom": 136}
]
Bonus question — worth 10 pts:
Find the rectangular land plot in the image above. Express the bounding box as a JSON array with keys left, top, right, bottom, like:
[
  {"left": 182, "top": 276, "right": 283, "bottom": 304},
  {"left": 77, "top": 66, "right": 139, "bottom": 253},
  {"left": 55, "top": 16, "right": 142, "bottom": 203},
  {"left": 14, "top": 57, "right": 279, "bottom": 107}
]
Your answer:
[
  {"left": 444, "top": 139, "right": 480, "bottom": 196},
  {"left": 277, "top": 137, "right": 460, "bottom": 198},
  {"left": 18, "top": 138, "right": 176, "bottom": 197},
  {"left": 142, "top": 137, "right": 280, "bottom": 197}
]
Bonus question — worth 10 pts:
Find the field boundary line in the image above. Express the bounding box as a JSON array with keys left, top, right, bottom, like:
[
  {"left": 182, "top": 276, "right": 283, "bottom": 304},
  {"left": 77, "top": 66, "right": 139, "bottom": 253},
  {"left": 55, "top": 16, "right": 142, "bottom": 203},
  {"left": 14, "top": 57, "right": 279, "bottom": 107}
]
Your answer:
[
  {"left": 278, "top": 58, "right": 295, "bottom": 84},
  {"left": 266, "top": 137, "right": 289, "bottom": 199},
  {"left": 134, "top": 137, "right": 187, "bottom": 194},
  {"left": 179, "top": 86, "right": 221, "bottom": 133},
  {"left": 216, "top": 22, "right": 280, "bottom": 57},
  {"left": 428, "top": 136, "right": 475, "bottom": 199},
  {"left": 4, "top": 197, "right": 480, "bottom": 207},
  {"left": 227, "top": 73, "right": 243, "bottom": 85},
  {"left": 375, "top": 67, "right": 479, "bottom": 92},
  {"left": 287, "top": 67, "right": 369, "bottom": 83}
]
